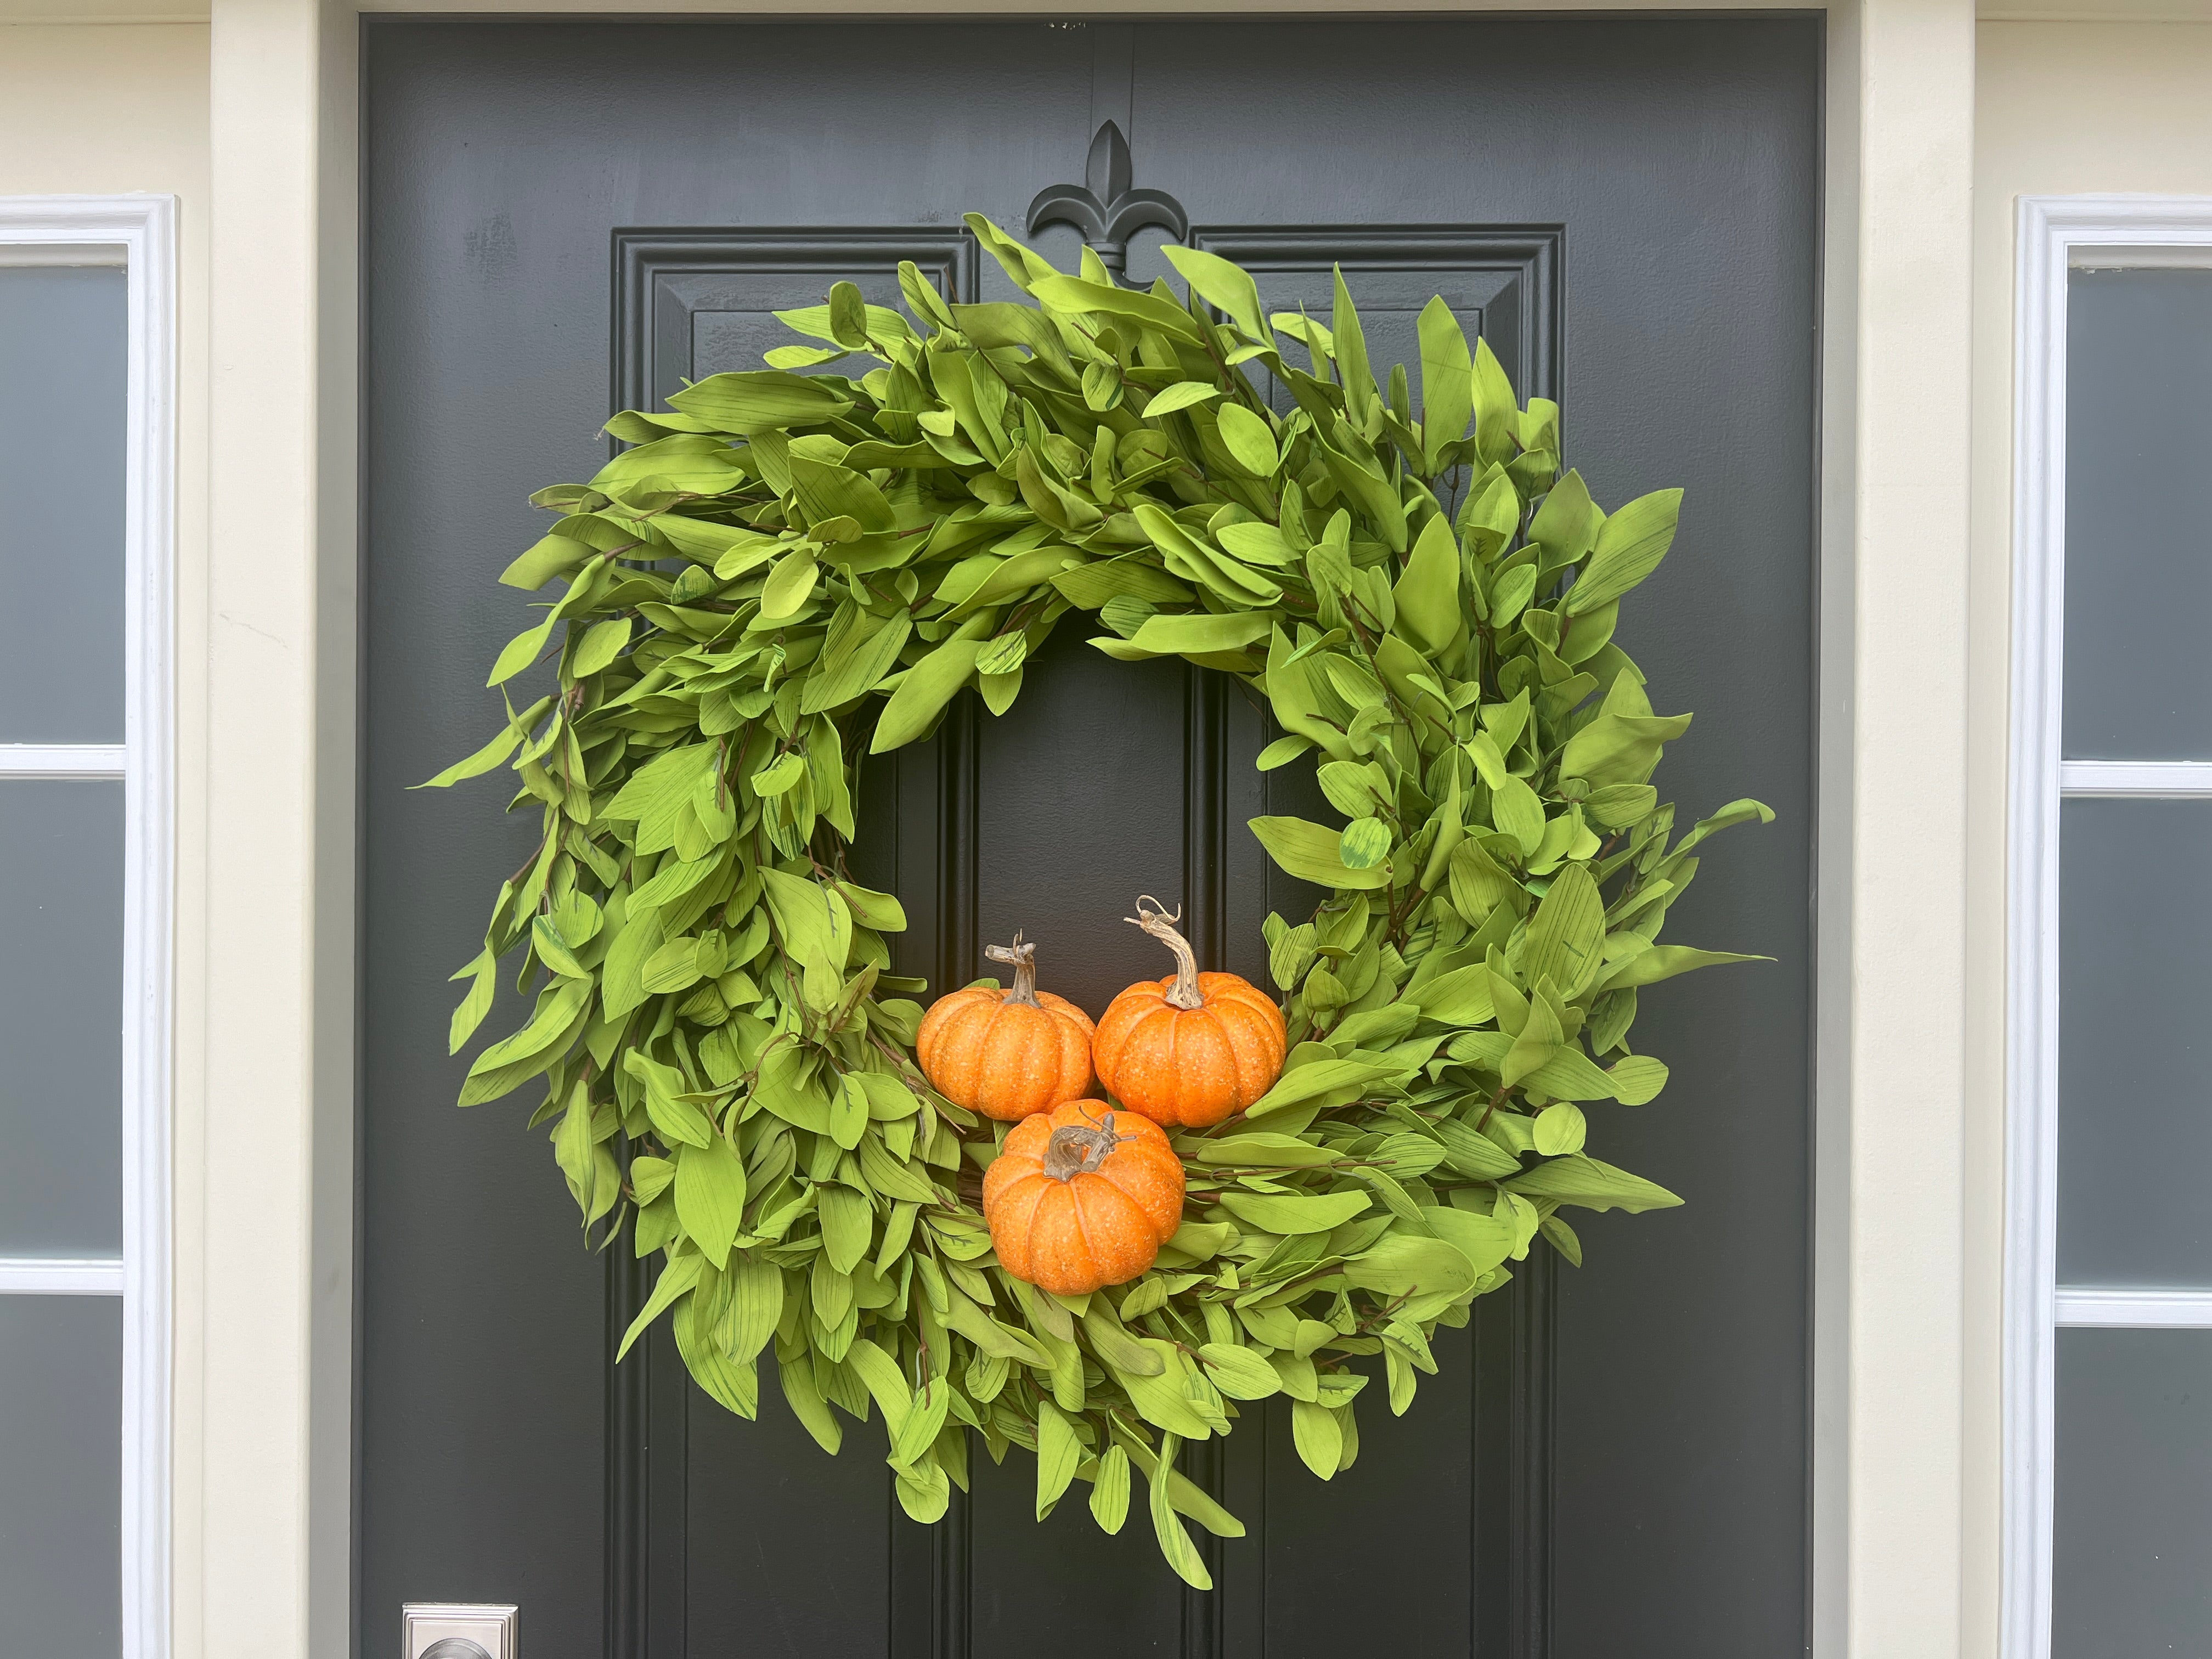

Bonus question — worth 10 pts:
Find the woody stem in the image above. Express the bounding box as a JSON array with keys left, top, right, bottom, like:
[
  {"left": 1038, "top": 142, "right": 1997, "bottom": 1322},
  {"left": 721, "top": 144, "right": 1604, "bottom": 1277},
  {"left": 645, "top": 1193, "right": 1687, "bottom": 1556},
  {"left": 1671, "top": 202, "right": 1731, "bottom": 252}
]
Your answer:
[
  {"left": 1130, "top": 900, "right": 1203, "bottom": 1011},
  {"left": 983, "top": 936, "right": 1041, "bottom": 1008}
]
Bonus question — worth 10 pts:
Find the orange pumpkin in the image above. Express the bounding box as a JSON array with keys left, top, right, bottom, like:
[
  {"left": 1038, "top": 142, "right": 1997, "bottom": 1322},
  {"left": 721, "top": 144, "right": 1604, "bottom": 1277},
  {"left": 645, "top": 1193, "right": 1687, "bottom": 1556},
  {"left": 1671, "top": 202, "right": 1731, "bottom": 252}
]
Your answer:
[
  {"left": 983, "top": 1101, "right": 1186, "bottom": 1294},
  {"left": 915, "top": 933, "right": 1095, "bottom": 1121},
  {"left": 1093, "top": 897, "right": 1287, "bottom": 1127}
]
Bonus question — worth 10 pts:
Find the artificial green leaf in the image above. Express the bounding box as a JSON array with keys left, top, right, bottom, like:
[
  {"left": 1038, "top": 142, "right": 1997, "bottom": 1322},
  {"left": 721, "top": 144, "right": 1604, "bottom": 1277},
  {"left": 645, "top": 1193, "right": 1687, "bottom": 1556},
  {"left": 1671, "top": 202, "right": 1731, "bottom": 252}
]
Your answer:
[
  {"left": 1090, "top": 1444, "right": 1132, "bottom": 1534},
  {"left": 1291, "top": 1399, "right": 1344, "bottom": 1481},
  {"left": 1030, "top": 274, "right": 1205, "bottom": 343},
  {"left": 1147, "top": 1434, "right": 1214, "bottom": 1589},
  {"left": 676, "top": 1133, "right": 747, "bottom": 1269},
  {"left": 1533, "top": 1101, "right": 1587, "bottom": 1157},
  {"left": 1197, "top": 1343, "right": 1283, "bottom": 1400},
  {"left": 1505, "top": 1154, "right": 1681, "bottom": 1213},
  {"left": 1567, "top": 488, "right": 1682, "bottom": 615},
  {"left": 1215, "top": 403, "right": 1280, "bottom": 476},
  {"left": 1035, "top": 1400, "right": 1082, "bottom": 1519},
  {"left": 1249, "top": 815, "right": 1394, "bottom": 891},
  {"left": 667, "top": 370, "right": 853, "bottom": 430},
  {"left": 871, "top": 632, "right": 984, "bottom": 753},
  {"left": 1146, "top": 381, "right": 1223, "bottom": 416},
  {"left": 1600, "top": 944, "right": 1767, "bottom": 991},
  {"left": 1417, "top": 296, "right": 1474, "bottom": 472},
  {"left": 1162, "top": 244, "right": 1266, "bottom": 341},
  {"left": 1218, "top": 1189, "right": 1371, "bottom": 1234}
]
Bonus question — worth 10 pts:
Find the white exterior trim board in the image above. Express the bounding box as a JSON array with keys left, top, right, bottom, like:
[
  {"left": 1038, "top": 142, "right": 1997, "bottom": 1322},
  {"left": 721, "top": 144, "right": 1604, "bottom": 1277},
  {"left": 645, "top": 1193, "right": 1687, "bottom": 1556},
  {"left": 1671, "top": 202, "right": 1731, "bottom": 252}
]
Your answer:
[
  {"left": 0, "top": 192, "right": 176, "bottom": 1659},
  {"left": 2004, "top": 192, "right": 2212, "bottom": 1659}
]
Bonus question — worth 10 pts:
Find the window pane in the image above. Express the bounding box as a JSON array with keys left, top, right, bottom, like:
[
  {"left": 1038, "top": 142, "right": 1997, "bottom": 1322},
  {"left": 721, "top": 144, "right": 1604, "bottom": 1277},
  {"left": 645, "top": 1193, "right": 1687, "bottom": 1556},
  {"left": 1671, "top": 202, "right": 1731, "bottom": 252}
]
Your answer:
[
  {"left": 2062, "top": 267, "right": 2212, "bottom": 760},
  {"left": 0, "top": 266, "right": 125, "bottom": 744},
  {"left": 0, "top": 1296, "right": 120, "bottom": 1655},
  {"left": 2059, "top": 798, "right": 2212, "bottom": 1286},
  {"left": 2053, "top": 1327, "right": 2212, "bottom": 1657},
  {"left": 0, "top": 779, "right": 122, "bottom": 1254}
]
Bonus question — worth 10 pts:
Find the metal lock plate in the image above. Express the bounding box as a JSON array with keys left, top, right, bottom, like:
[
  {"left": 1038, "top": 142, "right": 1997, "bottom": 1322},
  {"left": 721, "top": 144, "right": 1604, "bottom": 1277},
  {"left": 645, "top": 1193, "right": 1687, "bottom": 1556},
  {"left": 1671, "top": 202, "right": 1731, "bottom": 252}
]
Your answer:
[{"left": 402, "top": 1602, "right": 518, "bottom": 1659}]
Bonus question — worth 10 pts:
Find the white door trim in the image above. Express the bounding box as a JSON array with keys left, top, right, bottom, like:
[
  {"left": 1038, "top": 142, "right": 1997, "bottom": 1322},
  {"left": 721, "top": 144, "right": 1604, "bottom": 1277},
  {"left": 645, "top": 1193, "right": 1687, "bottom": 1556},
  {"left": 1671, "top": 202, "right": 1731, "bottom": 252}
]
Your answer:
[
  {"left": 2003, "top": 191, "right": 2212, "bottom": 1659},
  {"left": 0, "top": 192, "right": 177, "bottom": 1659}
]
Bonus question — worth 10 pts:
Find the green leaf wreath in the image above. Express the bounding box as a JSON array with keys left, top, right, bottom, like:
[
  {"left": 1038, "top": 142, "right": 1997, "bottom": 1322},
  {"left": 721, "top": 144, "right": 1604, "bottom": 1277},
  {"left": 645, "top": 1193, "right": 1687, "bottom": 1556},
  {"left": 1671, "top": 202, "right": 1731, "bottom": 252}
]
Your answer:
[{"left": 423, "top": 215, "right": 1772, "bottom": 1585}]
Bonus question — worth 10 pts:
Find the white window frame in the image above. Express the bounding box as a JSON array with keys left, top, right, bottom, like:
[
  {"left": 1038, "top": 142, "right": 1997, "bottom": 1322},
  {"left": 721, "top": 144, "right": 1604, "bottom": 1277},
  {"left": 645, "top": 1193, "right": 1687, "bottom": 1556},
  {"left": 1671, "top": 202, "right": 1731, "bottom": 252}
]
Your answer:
[
  {"left": 2005, "top": 193, "right": 2212, "bottom": 1659},
  {"left": 0, "top": 195, "right": 176, "bottom": 1659}
]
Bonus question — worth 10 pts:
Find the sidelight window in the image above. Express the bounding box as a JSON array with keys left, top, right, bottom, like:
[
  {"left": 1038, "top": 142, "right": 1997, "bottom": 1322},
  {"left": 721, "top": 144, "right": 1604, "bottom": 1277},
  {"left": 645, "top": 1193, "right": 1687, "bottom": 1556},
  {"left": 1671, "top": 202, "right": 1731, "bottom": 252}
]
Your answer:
[
  {"left": 0, "top": 198, "right": 174, "bottom": 1659},
  {"left": 2008, "top": 198, "right": 2212, "bottom": 1659}
]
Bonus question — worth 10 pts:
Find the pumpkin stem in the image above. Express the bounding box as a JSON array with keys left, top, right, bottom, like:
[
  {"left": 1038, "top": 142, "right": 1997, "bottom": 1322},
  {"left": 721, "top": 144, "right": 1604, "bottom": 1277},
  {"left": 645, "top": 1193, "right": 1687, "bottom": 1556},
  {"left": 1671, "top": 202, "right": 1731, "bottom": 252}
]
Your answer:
[
  {"left": 983, "top": 932, "right": 1042, "bottom": 1008},
  {"left": 1042, "top": 1103, "right": 1141, "bottom": 1181},
  {"left": 1127, "top": 895, "right": 1203, "bottom": 1011}
]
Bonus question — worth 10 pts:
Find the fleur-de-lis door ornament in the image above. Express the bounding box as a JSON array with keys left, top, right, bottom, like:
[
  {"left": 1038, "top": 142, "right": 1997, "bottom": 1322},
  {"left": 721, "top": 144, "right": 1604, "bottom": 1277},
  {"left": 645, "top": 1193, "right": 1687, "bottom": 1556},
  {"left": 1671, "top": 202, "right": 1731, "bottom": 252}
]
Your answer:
[{"left": 1025, "top": 120, "right": 1189, "bottom": 281}]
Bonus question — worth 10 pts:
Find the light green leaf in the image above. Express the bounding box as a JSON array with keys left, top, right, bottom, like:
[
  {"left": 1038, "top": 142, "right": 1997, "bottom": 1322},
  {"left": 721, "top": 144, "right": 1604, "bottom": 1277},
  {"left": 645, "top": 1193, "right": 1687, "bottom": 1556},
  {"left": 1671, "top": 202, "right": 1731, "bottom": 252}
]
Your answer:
[
  {"left": 1244, "top": 1055, "right": 1406, "bottom": 1118},
  {"left": 1392, "top": 512, "right": 1462, "bottom": 654},
  {"left": 1505, "top": 1154, "right": 1682, "bottom": 1214},
  {"left": 1218, "top": 1189, "right": 1370, "bottom": 1234},
  {"left": 573, "top": 617, "right": 632, "bottom": 678},
  {"left": 1521, "top": 863, "right": 1605, "bottom": 996},
  {"left": 1248, "top": 815, "right": 1394, "bottom": 890},
  {"left": 1417, "top": 297, "right": 1474, "bottom": 472},
  {"left": 1029, "top": 274, "right": 1205, "bottom": 342},
  {"left": 1146, "top": 381, "right": 1223, "bottom": 416},
  {"left": 414, "top": 695, "right": 552, "bottom": 789},
  {"left": 1036, "top": 1401, "right": 1083, "bottom": 1519},
  {"left": 1291, "top": 1399, "right": 1344, "bottom": 1481},
  {"left": 1331, "top": 266, "right": 1375, "bottom": 428},
  {"left": 1490, "top": 775, "right": 1546, "bottom": 857},
  {"left": 665, "top": 370, "right": 852, "bottom": 431},
  {"left": 1600, "top": 944, "right": 1768, "bottom": 992},
  {"left": 1338, "top": 816, "right": 1392, "bottom": 870},
  {"left": 1147, "top": 1434, "right": 1214, "bottom": 1588},
  {"left": 675, "top": 1133, "right": 746, "bottom": 1269},
  {"left": 1607, "top": 1054, "right": 1670, "bottom": 1105},
  {"left": 616, "top": 1254, "right": 701, "bottom": 1362},
  {"left": 1162, "top": 244, "right": 1266, "bottom": 341},
  {"left": 1567, "top": 488, "right": 1683, "bottom": 614},
  {"left": 1090, "top": 1444, "right": 1132, "bottom": 1534},
  {"left": 870, "top": 631, "right": 984, "bottom": 753},
  {"left": 1215, "top": 403, "right": 1280, "bottom": 476},
  {"left": 1197, "top": 1343, "right": 1283, "bottom": 1400},
  {"left": 759, "top": 550, "right": 820, "bottom": 621},
  {"left": 1533, "top": 1101, "right": 1587, "bottom": 1157}
]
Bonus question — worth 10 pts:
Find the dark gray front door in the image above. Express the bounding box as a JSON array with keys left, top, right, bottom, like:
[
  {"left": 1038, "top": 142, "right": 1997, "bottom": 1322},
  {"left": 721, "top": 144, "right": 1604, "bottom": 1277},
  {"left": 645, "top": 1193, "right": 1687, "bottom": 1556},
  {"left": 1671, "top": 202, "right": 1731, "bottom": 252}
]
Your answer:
[{"left": 362, "top": 18, "right": 1819, "bottom": 1657}]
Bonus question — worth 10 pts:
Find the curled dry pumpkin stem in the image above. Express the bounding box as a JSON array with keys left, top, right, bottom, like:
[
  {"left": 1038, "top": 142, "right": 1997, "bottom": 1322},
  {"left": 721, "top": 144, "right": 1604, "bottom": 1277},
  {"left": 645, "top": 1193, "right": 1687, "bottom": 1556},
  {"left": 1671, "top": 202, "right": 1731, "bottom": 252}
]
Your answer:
[
  {"left": 1040, "top": 1104, "right": 1143, "bottom": 1181},
  {"left": 1126, "top": 895, "right": 1204, "bottom": 1011},
  {"left": 981, "top": 932, "right": 1041, "bottom": 1008}
]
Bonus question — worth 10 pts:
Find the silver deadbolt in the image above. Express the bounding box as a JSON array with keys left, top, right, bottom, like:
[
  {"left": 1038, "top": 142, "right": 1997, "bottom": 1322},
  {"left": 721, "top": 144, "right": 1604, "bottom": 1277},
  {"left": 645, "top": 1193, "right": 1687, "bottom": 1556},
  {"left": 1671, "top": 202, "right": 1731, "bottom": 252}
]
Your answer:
[{"left": 402, "top": 1602, "right": 517, "bottom": 1659}]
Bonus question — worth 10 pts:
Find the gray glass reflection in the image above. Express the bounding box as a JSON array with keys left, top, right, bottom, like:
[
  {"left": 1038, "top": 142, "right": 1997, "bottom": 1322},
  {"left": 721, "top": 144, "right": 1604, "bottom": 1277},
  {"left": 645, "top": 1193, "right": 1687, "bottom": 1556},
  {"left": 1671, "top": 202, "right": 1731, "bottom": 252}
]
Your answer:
[
  {"left": 0, "top": 1297, "right": 121, "bottom": 1654},
  {"left": 0, "top": 266, "right": 126, "bottom": 743},
  {"left": 0, "top": 779, "right": 123, "bottom": 1254},
  {"left": 2053, "top": 1327, "right": 2212, "bottom": 1657},
  {"left": 2059, "top": 798, "right": 2212, "bottom": 1286}
]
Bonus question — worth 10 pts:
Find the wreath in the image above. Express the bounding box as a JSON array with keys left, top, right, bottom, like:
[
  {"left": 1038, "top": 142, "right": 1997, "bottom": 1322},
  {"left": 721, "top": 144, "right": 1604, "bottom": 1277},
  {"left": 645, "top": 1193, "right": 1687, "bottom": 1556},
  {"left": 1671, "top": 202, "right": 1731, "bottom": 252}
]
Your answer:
[{"left": 423, "top": 216, "right": 1773, "bottom": 1585}]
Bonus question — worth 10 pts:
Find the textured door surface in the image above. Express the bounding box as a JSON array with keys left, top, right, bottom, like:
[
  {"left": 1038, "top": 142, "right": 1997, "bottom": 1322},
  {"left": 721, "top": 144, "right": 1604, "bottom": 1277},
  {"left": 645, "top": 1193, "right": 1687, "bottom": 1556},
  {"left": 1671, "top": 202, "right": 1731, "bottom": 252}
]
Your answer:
[{"left": 362, "top": 18, "right": 1819, "bottom": 1657}]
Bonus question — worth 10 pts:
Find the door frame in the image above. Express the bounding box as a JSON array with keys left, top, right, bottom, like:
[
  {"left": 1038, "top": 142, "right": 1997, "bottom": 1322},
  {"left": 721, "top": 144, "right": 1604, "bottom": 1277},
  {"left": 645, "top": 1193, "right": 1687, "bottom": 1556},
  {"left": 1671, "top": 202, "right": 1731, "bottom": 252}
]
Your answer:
[{"left": 181, "top": 4, "right": 1976, "bottom": 1656}]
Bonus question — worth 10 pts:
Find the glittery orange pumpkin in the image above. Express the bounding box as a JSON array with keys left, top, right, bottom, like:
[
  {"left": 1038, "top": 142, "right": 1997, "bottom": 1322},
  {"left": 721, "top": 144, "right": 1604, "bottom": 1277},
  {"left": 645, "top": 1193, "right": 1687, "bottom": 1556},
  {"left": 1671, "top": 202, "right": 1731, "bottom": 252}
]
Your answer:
[
  {"left": 915, "top": 933, "right": 1095, "bottom": 1121},
  {"left": 1092, "top": 898, "right": 1287, "bottom": 1128},
  {"left": 982, "top": 1101, "right": 1186, "bottom": 1294}
]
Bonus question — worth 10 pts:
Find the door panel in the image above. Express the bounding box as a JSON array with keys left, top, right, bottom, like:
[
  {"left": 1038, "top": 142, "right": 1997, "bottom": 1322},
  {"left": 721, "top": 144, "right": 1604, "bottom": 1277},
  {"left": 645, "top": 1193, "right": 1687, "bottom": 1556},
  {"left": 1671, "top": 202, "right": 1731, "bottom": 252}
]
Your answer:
[{"left": 363, "top": 18, "right": 1818, "bottom": 1657}]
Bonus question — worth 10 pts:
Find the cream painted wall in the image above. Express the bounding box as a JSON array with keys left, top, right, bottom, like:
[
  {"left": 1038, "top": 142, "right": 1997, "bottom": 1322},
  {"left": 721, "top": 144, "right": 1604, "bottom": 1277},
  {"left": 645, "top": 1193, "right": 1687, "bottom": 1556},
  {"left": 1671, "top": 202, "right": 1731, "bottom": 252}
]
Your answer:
[
  {"left": 0, "top": 20, "right": 210, "bottom": 1656},
  {"left": 1969, "top": 21, "right": 2212, "bottom": 1658}
]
